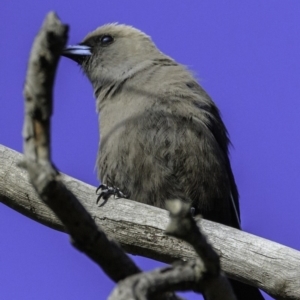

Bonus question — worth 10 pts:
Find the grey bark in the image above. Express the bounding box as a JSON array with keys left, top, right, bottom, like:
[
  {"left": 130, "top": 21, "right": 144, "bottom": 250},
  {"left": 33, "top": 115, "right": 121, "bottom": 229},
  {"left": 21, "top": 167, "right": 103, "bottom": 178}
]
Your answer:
[{"left": 1, "top": 145, "right": 299, "bottom": 299}]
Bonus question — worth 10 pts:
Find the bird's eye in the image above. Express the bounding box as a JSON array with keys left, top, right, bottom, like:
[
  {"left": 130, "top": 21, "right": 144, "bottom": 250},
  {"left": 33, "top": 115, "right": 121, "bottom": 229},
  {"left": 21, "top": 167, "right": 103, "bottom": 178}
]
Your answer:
[{"left": 100, "top": 35, "right": 114, "bottom": 46}]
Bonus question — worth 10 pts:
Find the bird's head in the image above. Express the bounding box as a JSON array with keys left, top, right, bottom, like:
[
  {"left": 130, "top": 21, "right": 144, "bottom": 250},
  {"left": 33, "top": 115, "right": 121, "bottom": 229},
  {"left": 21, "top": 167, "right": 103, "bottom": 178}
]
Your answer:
[{"left": 62, "top": 24, "right": 160, "bottom": 87}]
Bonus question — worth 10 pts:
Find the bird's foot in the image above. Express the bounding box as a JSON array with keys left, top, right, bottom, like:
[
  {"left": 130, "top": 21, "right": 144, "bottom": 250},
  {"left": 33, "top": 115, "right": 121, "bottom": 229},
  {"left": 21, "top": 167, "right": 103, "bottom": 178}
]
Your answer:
[{"left": 96, "top": 183, "right": 127, "bottom": 204}]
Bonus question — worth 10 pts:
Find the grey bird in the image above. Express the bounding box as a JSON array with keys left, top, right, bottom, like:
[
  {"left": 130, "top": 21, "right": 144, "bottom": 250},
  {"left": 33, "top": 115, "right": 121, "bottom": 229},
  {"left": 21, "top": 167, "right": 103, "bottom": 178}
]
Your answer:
[{"left": 62, "top": 24, "right": 264, "bottom": 300}]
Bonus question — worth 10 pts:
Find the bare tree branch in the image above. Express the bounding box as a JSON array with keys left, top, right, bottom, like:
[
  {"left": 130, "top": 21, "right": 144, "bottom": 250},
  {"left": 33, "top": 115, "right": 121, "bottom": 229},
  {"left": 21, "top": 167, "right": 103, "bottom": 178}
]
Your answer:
[{"left": 1, "top": 144, "right": 300, "bottom": 299}]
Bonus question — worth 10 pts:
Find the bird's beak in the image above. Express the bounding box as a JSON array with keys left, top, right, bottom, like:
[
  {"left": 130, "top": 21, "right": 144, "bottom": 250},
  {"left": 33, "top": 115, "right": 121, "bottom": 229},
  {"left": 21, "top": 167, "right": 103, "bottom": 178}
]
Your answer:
[{"left": 62, "top": 45, "right": 91, "bottom": 63}]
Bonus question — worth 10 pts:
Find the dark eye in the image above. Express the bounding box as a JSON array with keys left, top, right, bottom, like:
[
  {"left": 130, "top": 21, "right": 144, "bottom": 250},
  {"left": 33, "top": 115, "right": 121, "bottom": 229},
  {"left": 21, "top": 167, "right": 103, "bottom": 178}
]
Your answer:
[{"left": 100, "top": 35, "right": 114, "bottom": 46}]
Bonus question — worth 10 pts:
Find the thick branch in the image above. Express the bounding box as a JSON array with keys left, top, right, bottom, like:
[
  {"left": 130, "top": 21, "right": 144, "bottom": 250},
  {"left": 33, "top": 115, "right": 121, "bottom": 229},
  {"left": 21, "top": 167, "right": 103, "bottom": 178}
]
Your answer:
[{"left": 1, "top": 145, "right": 299, "bottom": 299}]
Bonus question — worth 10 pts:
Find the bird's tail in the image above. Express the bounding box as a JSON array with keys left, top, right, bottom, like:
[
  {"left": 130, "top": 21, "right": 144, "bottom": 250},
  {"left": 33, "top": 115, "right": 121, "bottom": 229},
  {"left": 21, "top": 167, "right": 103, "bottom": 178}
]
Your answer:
[{"left": 229, "top": 279, "right": 265, "bottom": 300}]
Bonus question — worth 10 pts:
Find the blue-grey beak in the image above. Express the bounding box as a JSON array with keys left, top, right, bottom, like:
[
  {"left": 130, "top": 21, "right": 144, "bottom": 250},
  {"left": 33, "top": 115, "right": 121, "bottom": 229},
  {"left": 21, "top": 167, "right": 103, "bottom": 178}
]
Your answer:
[{"left": 62, "top": 45, "right": 91, "bottom": 63}]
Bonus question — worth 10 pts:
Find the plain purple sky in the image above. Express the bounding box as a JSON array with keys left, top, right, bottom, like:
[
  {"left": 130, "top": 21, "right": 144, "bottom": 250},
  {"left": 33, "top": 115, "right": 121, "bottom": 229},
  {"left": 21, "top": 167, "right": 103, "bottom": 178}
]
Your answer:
[{"left": 1, "top": 1, "right": 300, "bottom": 299}]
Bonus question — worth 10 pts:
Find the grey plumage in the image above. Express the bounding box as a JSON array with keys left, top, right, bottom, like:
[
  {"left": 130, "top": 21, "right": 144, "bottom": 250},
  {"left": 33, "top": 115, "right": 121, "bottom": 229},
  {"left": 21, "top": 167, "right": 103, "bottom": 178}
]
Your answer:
[{"left": 62, "top": 24, "right": 264, "bottom": 300}]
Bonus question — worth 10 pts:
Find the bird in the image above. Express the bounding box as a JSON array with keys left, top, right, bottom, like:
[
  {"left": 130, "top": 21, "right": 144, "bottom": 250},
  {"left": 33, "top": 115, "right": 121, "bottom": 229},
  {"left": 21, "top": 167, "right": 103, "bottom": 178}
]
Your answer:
[{"left": 62, "top": 23, "right": 264, "bottom": 300}]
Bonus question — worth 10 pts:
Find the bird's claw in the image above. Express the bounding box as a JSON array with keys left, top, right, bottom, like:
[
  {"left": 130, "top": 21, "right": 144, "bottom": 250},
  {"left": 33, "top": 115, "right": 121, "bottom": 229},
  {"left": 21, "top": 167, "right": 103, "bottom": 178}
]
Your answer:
[{"left": 96, "top": 183, "right": 127, "bottom": 204}]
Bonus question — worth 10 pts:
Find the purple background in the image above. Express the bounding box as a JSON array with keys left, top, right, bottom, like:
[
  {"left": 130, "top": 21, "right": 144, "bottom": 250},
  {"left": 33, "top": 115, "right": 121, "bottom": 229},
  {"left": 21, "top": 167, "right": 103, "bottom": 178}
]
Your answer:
[{"left": 1, "top": 1, "right": 300, "bottom": 299}]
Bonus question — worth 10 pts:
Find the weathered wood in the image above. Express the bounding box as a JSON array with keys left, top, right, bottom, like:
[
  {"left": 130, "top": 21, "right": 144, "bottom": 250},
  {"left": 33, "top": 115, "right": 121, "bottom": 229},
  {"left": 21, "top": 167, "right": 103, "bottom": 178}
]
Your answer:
[{"left": 1, "top": 145, "right": 299, "bottom": 299}]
